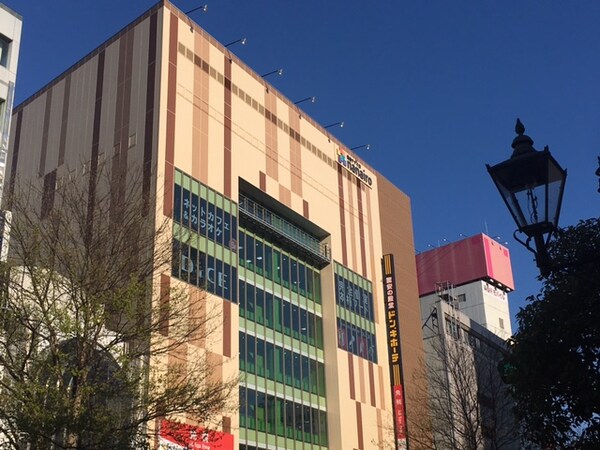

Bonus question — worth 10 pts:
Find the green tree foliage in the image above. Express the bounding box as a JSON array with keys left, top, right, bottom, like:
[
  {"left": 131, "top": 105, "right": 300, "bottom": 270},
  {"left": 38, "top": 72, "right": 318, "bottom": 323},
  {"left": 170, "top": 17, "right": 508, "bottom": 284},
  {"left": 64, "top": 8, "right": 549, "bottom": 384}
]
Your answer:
[
  {"left": 0, "top": 171, "right": 237, "bottom": 449},
  {"left": 505, "top": 218, "right": 600, "bottom": 449}
]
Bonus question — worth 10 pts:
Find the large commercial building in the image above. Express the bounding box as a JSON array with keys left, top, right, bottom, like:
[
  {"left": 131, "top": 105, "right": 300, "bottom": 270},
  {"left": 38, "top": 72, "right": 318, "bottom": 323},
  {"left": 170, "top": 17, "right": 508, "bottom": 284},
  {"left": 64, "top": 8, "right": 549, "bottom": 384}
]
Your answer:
[
  {"left": 0, "top": 3, "right": 21, "bottom": 203},
  {"left": 7, "top": 2, "right": 424, "bottom": 449}
]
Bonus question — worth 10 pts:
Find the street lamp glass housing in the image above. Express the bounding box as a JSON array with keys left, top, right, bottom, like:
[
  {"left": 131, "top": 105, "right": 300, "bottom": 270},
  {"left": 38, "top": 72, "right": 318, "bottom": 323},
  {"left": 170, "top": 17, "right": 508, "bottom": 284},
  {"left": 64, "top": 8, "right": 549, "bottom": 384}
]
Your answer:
[{"left": 487, "top": 147, "right": 566, "bottom": 239}]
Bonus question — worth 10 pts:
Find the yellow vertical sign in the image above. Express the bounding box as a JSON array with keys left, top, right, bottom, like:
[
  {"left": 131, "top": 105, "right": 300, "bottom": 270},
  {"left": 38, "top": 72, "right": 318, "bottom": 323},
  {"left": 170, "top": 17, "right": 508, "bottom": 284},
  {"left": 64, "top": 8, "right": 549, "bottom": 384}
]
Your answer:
[{"left": 382, "top": 254, "right": 408, "bottom": 450}]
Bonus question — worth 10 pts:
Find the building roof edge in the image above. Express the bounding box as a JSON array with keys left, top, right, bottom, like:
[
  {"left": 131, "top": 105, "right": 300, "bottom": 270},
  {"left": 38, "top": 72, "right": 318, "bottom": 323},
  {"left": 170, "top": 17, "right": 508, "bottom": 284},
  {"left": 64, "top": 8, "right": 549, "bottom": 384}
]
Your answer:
[
  {"left": 0, "top": 3, "right": 22, "bottom": 21},
  {"left": 14, "top": 1, "right": 164, "bottom": 113}
]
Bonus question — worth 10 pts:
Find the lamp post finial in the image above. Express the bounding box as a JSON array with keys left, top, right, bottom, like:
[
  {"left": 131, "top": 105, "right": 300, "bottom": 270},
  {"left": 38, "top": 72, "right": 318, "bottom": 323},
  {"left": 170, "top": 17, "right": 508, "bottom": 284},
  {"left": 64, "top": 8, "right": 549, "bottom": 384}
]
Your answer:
[{"left": 515, "top": 118, "right": 525, "bottom": 136}]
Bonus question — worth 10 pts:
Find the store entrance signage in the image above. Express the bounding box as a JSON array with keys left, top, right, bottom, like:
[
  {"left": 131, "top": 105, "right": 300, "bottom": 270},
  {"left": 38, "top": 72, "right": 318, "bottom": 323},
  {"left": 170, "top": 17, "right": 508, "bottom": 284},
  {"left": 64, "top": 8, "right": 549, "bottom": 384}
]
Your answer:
[{"left": 337, "top": 148, "right": 373, "bottom": 187}]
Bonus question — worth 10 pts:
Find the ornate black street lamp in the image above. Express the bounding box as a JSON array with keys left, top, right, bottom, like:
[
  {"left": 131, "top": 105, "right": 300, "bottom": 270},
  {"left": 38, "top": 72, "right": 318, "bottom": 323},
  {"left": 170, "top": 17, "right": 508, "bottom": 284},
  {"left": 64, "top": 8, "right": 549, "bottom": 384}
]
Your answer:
[{"left": 486, "top": 119, "right": 567, "bottom": 277}]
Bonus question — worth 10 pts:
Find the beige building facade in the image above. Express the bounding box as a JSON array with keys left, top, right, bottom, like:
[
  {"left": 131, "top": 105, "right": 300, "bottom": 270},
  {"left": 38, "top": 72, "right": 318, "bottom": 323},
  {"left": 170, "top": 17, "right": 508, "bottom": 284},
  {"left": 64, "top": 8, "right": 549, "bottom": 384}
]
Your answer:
[{"left": 7, "top": 2, "right": 424, "bottom": 449}]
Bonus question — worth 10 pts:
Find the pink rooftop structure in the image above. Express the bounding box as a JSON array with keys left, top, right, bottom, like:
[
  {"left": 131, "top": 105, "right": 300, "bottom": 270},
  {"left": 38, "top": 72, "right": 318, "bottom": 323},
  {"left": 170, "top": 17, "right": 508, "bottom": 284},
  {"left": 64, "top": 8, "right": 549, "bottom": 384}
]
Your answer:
[{"left": 416, "top": 233, "right": 515, "bottom": 296}]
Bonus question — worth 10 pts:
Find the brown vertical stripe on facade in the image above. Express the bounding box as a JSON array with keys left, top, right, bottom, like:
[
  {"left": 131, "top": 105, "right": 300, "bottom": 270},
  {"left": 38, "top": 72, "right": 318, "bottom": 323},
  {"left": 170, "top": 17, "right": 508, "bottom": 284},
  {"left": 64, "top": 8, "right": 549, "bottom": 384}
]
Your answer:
[
  {"left": 164, "top": 162, "right": 174, "bottom": 216},
  {"left": 288, "top": 110, "right": 302, "bottom": 196},
  {"left": 38, "top": 90, "right": 52, "bottom": 177},
  {"left": 356, "top": 401, "right": 364, "bottom": 449},
  {"left": 159, "top": 274, "right": 170, "bottom": 336},
  {"left": 338, "top": 166, "right": 348, "bottom": 265},
  {"left": 376, "top": 409, "right": 384, "bottom": 450},
  {"left": 41, "top": 170, "right": 57, "bottom": 219},
  {"left": 365, "top": 187, "right": 379, "bottom": 324},
  {"left": 348, "top": 352, "right": 355, "bottom": 400},
  {"left": 191, "top": 30, "right": 206, "bottom": 182},
  {"left": 303, "top": 199, "right": 309, "bottom": 219},
  {"left": 356, "top": 179, "right": 368, "bottom": 277},
  {"left": 378, "top": 365, "right": 386, "bottom": 410},
  {"left": 142, "top": 12, "right": 157, "bottom": 216},
  {"left": 166, "top": 67, "right": 177, "bottom": 127},
  {"left": 223, "top": 57, "right": 232, "bottom": 198},
  {"left": 163, "top": 13, "right": 178, "bottom": 217},
  {"left": 259, "top": 171, "right": 266, "bottom": 191},
  {"left": 264, "top": 92, "right": 278, "bottom": 180},
  {"left": 358, "top": 356, "right": 366, "bottom": 403},
  {"left": 189, "top": 287, "right": 207, "bottom": 347},
  {"left": 198, "top": 35, "right": 210, "bottom": 185},
  {"left": 113, "top": 34, "right": 127, "bottom": 148},
  {"left": 347, "top": 173, "right": 357, "bottom": 270},
  {"left": 223, "top": 300, "right": 231, "bottom": 357},
  {"left": 207, "top": 351, "right": 224, "bottom": 388},
  {"left": 222, "top": 416, "right": 231, "bottom": 434},
  {"left": 7, "top": 110, "right": 22, "bottom": 201},
  {"left": 58, "top": 74, "right": 71, "bottom": 167},
  {"left": 278, "top": 184, "right": 291, "bottom": 208},
  {"left": 168, "top": 343, "right": 188, "bottom": 370},
  {"left": 87, "top": 50, "right": 105, "bottom": 230},
  {"left": 111, "top": 29, "right": 135, "bottom": 213},
  {"left": 368, "top": 362, "right": 377, "bottom": 407}
]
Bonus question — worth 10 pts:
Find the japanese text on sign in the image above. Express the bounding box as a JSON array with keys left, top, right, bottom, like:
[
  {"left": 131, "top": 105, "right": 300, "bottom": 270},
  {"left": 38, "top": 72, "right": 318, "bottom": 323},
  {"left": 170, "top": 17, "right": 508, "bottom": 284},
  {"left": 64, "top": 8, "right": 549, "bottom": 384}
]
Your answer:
[
  {"left": 382, "top": 254, "right": 409, "bottom": 450},
  {"left": 174, "top": 183, "right": 237, "bottom": 249}
]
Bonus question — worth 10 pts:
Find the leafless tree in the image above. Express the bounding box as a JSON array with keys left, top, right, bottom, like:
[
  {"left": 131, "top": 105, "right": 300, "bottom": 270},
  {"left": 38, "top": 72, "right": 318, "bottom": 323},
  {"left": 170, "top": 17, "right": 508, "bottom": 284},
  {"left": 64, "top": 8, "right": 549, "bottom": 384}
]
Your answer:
[{"left": 405, "top": 325, "right": 519, "bottom": 450}]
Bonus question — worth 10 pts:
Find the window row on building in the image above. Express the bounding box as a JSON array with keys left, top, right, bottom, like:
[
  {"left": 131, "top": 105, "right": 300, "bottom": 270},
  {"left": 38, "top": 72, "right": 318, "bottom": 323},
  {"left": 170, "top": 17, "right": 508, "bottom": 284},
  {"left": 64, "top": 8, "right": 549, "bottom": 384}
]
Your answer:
[
  {"left": 239, "top": 281, "right": 324, "bottom": 349},
  {"left": 444, "top": 317, "right": 489, "bottom": 351},
  {"left": 239, "top": 229, "right": 321, "bottom": 302},
  {"left": 239, "top": 387, "right": 328, "bottom": 446},
  {"left": 240, "top": 333, "right": 326, "bottom": 397}
]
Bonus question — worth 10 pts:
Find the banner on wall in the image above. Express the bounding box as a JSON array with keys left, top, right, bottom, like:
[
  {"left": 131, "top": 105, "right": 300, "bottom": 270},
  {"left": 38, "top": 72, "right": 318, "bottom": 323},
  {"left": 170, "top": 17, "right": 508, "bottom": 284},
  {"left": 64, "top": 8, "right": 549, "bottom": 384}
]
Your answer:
[{"left": 382, "top": 254, "right": 408, "bottom": 450}]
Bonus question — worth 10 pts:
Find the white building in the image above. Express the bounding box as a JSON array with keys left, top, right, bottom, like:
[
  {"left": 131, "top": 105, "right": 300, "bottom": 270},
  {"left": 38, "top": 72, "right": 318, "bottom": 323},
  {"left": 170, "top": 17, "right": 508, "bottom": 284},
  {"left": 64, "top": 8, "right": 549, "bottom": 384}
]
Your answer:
[
  {"left": 0, "top": 3, "right": 21, "bottom": 203},
  {"left": 414, "top": 234, "right": 521, "bottom": 448},
  {"left": 419, "top": 297, "right": 520, "bottom": 449}
]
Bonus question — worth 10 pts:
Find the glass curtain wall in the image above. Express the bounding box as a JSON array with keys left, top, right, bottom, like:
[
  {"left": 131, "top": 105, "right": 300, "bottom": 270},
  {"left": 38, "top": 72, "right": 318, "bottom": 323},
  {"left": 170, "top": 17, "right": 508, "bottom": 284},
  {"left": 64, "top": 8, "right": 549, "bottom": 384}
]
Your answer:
[{"left": 238, "top": 227, "right": 328, "bottom": 450}]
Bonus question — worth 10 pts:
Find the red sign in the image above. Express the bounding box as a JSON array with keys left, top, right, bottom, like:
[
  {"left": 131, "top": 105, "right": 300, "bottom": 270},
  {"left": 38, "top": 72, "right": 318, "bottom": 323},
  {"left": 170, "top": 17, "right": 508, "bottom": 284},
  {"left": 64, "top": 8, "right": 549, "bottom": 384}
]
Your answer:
[
  {"left": 159, "top": 420, "right": 234, "bottom": 450},
  {"left": 393, "top": 385, "right": 407, "bottom": 441}
]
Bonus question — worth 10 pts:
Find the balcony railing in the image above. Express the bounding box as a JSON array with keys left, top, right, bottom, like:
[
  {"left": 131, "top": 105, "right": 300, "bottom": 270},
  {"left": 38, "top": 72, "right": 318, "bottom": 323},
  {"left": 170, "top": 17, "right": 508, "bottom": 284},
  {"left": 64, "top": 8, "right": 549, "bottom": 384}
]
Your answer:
[{"left": 239, "top": 194, "right": 330, "bottom": 267}]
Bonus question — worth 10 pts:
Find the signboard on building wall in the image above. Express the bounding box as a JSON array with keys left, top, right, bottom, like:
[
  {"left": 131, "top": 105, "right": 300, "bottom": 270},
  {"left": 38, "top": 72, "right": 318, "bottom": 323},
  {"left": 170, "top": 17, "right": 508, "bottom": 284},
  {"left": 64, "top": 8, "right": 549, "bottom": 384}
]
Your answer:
[
  {"left": 334, "top": 263, "right": 378, "bottom": 363},
  {"left": 336, "top": 147, "right": 374, "bottom": 187},
  {"left": 173, "top": 182, "right": 237, "bottom": 250},
  {"left": 172, "top": 239, "right": 238, "bottom": 303},
  {"left": 171, "top": 170, "right": 239, "bottom": 303},
  {"left": 158, "top": 420, "right": 234, "bottom": 450},
  {"left": 382, "top": 254, "right": 408, "bottom": 450}
]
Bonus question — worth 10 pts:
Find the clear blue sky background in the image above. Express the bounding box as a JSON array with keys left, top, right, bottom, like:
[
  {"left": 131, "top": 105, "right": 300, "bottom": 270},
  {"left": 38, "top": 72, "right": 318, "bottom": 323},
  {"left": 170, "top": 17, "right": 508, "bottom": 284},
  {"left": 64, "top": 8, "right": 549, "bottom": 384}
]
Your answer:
[{"left": 6, "top": 0, "right": 599, "bottom": 331}]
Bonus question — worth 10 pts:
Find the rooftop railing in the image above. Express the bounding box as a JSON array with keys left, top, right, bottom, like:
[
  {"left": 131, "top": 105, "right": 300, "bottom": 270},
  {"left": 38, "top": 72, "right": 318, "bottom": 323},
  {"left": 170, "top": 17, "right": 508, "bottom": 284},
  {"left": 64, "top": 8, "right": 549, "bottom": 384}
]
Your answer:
[{"left": 239, "top": 194, "right": 330, "bottom": 266}]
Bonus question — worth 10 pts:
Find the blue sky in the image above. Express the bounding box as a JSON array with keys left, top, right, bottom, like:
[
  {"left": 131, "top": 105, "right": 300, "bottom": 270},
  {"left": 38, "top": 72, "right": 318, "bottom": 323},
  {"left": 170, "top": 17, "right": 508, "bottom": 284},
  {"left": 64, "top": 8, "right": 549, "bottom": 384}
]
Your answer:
[{"left": 6, "top": 0, "right": 600, "bottom": 331}]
